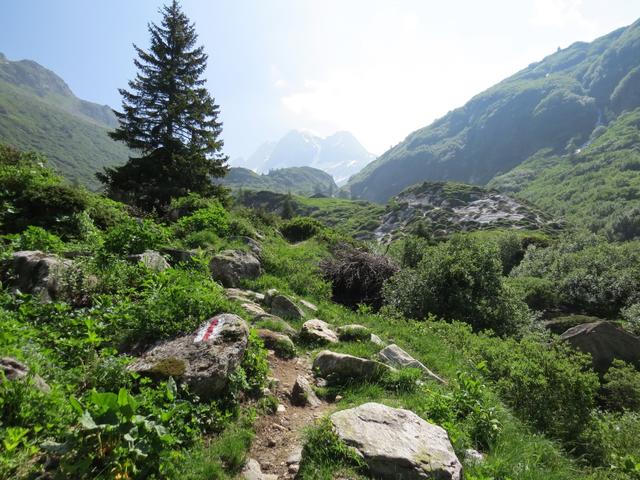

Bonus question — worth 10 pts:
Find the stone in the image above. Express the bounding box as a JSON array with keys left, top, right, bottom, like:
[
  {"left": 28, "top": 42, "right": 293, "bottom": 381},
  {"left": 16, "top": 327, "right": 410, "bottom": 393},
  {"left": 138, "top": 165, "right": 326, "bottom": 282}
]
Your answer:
[
  {"left": 0, "top": 357, "right": 50, "bottom": 393},
  {"left": 370, "top": 333, "right": 386, "bottom": 347},
  {"left": 300, "top": 299, "right": 318, "bottom": 312},
  {"left": 254, "top": 315, "right": 297, "bottom": 338},
  {"left": 313, "top": 350, "right": 390, "bottom": 381},
  {"left": 241, "top": 458, "right": 278, "bottom": 480},
  {"left": 277, "top": 404, "right": 287, "bottom": 413},
  {"left": 256, "top": 329, "right": 296, "bottom": 359},
  {"left": 463, "top": 449, "right": 484, "bottom": 464},
  {"left": 2, "top": 251, "right": 72, "bottom": 302},
  {"left": 230, "top": 236, "right": 262, "bottom": 257},
  {"left": 225, "top": 288, "right": 264, "bottom": 304},
  {"left": 241, "top": 302, "right": 269, "bottom": 319},
  {"left": 209, "top": 250, "right": 261, "bottom": 288},
  {"left": 128, "top": 250, "right": 170, "bottom": 272},
  {"left": 301, "top": 319, "right": 338, "bottom": 344},
  {"left": 560, "top": 321, "right": 640, "bottom": 374},
  {"left": 337, "top": 324, "right": 371, "bottom": 341},
  {"left": 160, "top": 248, "right": 198, "bottom": 266},
  {"left": 263, "top": 288, "right": 279, "bottom": 307},
  {"left": 378, "top": 344, "right": 445, "bottom": 384},
  {"left": 128, "top": 314, "right": 248, "bottom": 400},
  {"left": 287, "top": 446, "right": 303, "bottom": 465},
  {"left": 271, "top": 294, "right": 305, "bottom": 320},
  {"left": 291, "top": 375, "right": 322, "bottom": 407},
  {"left": 330, "top": 403, "right": 462, "bottom": 480}
]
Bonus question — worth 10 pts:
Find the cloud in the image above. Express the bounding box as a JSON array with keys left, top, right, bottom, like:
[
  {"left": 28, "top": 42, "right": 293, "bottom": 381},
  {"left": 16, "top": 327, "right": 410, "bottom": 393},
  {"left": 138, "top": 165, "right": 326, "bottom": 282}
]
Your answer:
[{"left": 531, "top": 0, "right": 596, "bottom": 32}]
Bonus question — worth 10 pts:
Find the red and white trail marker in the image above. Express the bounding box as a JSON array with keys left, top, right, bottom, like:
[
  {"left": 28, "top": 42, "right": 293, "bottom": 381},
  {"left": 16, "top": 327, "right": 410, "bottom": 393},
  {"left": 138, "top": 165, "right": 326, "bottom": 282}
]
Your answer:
[{"left": 194, "top": 316, "right": 226, "bottom": 343}]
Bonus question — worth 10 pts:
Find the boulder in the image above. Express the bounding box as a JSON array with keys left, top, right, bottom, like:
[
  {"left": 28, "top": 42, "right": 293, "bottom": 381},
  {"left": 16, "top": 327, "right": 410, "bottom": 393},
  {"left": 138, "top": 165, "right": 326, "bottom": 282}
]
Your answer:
[
  {"left": 254, "top": 315, "right": 297, "bottom": 338},
  {"left": 128, "top": 314, "right": 249, "bottom": 400},
  {"left": 378, "top": 344, "right": 444, "bottom": 384},
  {"left": 263, "top": 288, "right": 279, "bottom": 307},
  {"left": 128, "top": 250, "right": 170, "bottom": 272},
  {"left": 337, "top": 324, "right": 371, "bottom": 341},
  {"left": 160, "top": 248, "right": 198, "bottom": 266},
  {"left": 271, "top": 294, "right": 305, "bottom": 320},
  {"left": 209, "top": 250, "right": 261, "bottom": 288},
  {"left": 241, "top": 459, "right": 277, "bottom": 480},
  {"left": 313, "top": 350, "right": 389, "bottom": 381},
  {"left": 0, "top": 357, "right": 50, "bottom": 393},
  {"left": 256, "top": 329, "right": 296, "bottom": 359},
  {"left": 370, "top": 333, "right": 386, "bottom": 347},
  {"left": 560, "top": 321, "right": 640, "bottom": 374},
  {"left": 224, "top": 288, "right": 264, "bottom": 304},
  {"left": 301, "top": 319, "right": 338, "bottom": 344},
  {"left": 2, "top": 250, "right": 72, "bottom": 302},
  {"left": 240, "top": 302, "right": 269, "bottom": 319},
  {"left": 463, "top": 448, "right": 484, "bottom": 465},
  {"left": 330, "top": 403, "right": 462, "bottom": 480},
  {"left": 291, "top": 375, "right": 322, "bottom": 407}
]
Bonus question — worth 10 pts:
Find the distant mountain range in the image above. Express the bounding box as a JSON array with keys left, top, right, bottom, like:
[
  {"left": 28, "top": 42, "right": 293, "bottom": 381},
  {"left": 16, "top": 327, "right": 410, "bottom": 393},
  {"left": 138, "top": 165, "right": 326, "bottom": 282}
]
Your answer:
[
  {"left": 346, "top": 18, "right": 640, "bottom": 220},
  {"left": 219, "top": 165, "right": 338, "bottom": 197},
  {"left": 0, "top": 52, "right": 128, "bottom": 189},
  {"left": 235, "top": 130, "right": 376, "bottom": 185}
]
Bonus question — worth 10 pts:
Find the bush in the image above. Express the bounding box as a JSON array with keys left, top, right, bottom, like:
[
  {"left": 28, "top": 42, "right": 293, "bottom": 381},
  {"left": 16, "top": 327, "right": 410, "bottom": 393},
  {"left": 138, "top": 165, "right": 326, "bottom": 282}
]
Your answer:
[
  {"left": 600, "top": 360, "right": 640, "bottom": 412},
  {"left": 321, "top": 243, "right": 399, "bottom": 310},
  {"left": 506, "top": 276, "right": 559, "bottom": 311},
  {"left": 280, "top": 216, "right": 324, "bottom": 242},
  {"left": 5, "top": 226, "right": 65, "bottom": 253},
  {"left": 102, "top": 218, "right": 168, "bottom": 255},
  {"left": 384, "top": 236, "right": 532, "bottom": 335},
  {"left": 173, "top": 201, "right": 230, "bottom": 238}
]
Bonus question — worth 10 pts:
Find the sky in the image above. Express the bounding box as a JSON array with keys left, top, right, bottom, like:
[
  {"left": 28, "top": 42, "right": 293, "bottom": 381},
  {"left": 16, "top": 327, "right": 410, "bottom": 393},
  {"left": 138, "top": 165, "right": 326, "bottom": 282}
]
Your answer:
[{"left": 1, "top": 0, "right": 639, "bottom": 163}]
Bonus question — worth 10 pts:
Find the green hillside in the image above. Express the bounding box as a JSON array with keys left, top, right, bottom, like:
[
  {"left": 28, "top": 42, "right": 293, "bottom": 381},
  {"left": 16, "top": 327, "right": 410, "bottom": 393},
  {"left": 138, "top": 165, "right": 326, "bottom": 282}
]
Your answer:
[
  {"left": 221, "top": 166, "right": 338, "bottom": 196},
  {"left": 490, "top": 108, "right": 640, "bottom": 237},
  {"left": 0, "top": 53, "right": 128, "bottom": 189},
  {"left": 347, "top": 19, "right": 640, "bottom": 204}
]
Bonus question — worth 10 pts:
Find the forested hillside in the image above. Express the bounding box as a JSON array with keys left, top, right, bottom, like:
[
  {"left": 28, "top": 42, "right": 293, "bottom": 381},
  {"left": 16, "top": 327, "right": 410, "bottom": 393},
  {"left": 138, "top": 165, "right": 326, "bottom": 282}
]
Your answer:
[{"left": 220, "top": 166, "right": 338, "bottom": 197}]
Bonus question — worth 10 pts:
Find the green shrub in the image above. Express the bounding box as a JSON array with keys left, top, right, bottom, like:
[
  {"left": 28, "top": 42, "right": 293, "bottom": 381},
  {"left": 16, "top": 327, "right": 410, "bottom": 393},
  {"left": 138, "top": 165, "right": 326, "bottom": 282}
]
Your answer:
[
  {"left": 5, "top": 226, "right": 65, "bottom": 253},
  {"left": 384, "top": 235, "right": 532, "bottom": 335},
  {"left": 280, "top": 217, "right": 324, "bottom": 242},
  {"left": 506, "top": 276, "right": 559, "bottom": 311},
  {"left": 600, "top": 360, "right": 640, "bottom": 412},
  {"left": 622, "top": 303, "right": 640, "bottom": 335},
  {"left": 229, "top": 330, "right": 269, "bottom": 397},
  {"left": 102, "top": 218, "right": 168, "bottom": 255},
  {"left": 174, "top": 201, "right": 230, "bottom": 238}
]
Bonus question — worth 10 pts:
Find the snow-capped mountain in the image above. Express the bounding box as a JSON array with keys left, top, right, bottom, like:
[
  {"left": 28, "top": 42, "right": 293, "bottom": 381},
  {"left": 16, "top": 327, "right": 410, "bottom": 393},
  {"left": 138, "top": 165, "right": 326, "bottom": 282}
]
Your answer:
[{"left": 234, "top": 130, "right": 376, "bottom": 185}]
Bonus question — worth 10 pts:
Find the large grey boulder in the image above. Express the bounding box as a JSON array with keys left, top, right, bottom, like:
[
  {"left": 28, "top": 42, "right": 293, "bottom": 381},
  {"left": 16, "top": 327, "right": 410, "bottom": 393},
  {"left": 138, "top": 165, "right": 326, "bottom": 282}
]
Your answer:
[
  {"left": 301, "top": 319, "right": 338, "bottom": 344},
  {"left": 209, "top": 250, "right": 261, "bottom": 288},
  {"left": 0, "top": 357, "right": 50, "bottom": 393},
  {"left": 330, "top": 403, "right": 462, "bottom": 480},
  {"left": 2, "top": 251, "right": 72, "bottom": 302},
  {"left": 560, "top": 321, "right": 640, "bottom": 374},
  {"left": 291, "top": 375, "right": 322, "bottom": 407},
  {"left": 128, "top": 314, "right": 249, "bottom": 400},
  {"left": 378, "top": 344, "right": 445, "bottom": 384},
  {"left": 271, "top": 294, "right": 305, "bottom": 320},
  {"left": 313, "top": 350, "right": 389, "bottom": 381},
  {"left": 128, "top": 250, "right": 170, "bottom": 272}
]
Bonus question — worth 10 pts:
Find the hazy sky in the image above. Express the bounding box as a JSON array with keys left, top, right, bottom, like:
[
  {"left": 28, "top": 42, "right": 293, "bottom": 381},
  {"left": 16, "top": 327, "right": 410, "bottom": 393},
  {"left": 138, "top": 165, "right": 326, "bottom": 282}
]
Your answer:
[{"left": 1, "top": 1, "right": 639, "bottom": 161}]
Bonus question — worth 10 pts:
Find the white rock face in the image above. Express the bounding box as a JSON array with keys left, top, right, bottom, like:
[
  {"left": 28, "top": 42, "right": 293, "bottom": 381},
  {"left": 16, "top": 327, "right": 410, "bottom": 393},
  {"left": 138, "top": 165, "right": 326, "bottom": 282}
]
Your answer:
[{"left": 330, "top": 403, "right": 462, "bottom": 480}]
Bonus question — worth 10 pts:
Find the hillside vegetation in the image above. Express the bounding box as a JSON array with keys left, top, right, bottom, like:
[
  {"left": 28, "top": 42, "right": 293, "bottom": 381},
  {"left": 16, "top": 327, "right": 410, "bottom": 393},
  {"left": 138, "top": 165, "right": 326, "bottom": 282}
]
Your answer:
[
  {"left": 2, "top": 145, "right": 640, "bottom": 479},
  {"left": 0, "top": 53, "right": 128, "bottom": 188},
  {"left": 220, "top": 166, "right": 338, "bottom": 197},
  {"left": 347, "top": 19, "right": 640, "bottom": 203}
]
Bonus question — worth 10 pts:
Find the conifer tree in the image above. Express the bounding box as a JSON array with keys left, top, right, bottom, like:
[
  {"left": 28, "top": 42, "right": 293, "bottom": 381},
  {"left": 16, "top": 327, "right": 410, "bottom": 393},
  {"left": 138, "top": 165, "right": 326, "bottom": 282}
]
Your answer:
[{"left": 98, "top": 0, "right": 228, "bottom": 211}]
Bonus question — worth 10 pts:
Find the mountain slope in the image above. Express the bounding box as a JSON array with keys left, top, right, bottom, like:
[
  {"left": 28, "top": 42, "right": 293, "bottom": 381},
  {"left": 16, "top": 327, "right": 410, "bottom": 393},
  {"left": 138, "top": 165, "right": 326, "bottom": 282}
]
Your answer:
[
  {"left": 220, "top": 166, "right": 338, "bottom": 196},
  {"left": 347, "top": 19, "right": 640, "bottom": 203},
  {"left": 0, "top": 53, "right": 128, "bottom": 188},
  {"left": 237, "top": 130, "right": 376, "bottom": 185},
  {"left": 489, "top": 107, "right": 640, "bottom": 236}
]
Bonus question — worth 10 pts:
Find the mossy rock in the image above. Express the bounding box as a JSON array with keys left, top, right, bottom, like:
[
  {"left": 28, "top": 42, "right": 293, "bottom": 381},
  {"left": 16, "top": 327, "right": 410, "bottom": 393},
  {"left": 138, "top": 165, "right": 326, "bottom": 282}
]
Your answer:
[{"left": 337, "top": 324, "right": 372, "bottom": 342}]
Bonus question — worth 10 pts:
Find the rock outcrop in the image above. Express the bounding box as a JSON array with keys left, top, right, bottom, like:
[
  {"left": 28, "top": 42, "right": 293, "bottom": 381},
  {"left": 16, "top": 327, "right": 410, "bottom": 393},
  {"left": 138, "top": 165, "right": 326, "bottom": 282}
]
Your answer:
[
  {"left": 209, "top": 250, "right": 261, "bottom": 288},
  {"left": 378, "top": 344, "right": 445, "bottom": 383},
  {"left": 128, "top": 314, "right": 249, "bottom": 399},
  {"left": 560, "top": 321, "right": 640, "bottom": 374},
  {"left": 2, "top": 250, "right": 72, "bottom": 302},
  {"left": 330, "top": 402, "right": 462, "bottom": 480},
  {"left": 128, "top": 250, "right": 170, "bottom": 272},
  {"left": 313, "top": 350, "right": 389, "bottom": 381}
]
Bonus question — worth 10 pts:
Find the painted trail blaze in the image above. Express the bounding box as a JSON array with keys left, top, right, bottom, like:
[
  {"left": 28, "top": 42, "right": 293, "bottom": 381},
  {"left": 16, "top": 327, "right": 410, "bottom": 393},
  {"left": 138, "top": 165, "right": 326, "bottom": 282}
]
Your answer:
[{"left": 194, "top": 316, "right": 225, "bottom": 343}]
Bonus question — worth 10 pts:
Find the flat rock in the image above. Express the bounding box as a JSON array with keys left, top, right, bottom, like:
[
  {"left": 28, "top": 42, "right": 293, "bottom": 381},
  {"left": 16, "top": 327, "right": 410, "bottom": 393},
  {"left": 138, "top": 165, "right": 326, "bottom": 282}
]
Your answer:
[
  {"left": 160, "top": 248, "right": 198, "bottom": 266},
  {"left": 378, "top": 344, "right": 444, "bottom": 384},
  {"left": 128, "top": 250, "right": 170, "bottom": 272},
  {"left": 0, "top": 357, "right": 50, "bottom": 393},
  {"left": 209, "top": 250, "right": 261, "bottom": 288},
  {"left": 370, "top": 333, "right": 386, "bottom": 347},
  {"left": 271, "top": 294, "right": 305, "bottom": 320},
  {"left": 291, "top": 375, "right": 322, "bottom": 407},
  {"left": 128, "top": 314, "right": 248, "bottom": 400},
  {"left": 330, "top": 403, "right": 462, "bottom": 480},
  {"left": 301, "top": 319, "right": 338, "bottom": 344},
  {"left": 313, "top": 350, "right": 389, "bottom": 381},
  {"left": 560, "top": 321, "right": 640, "bottom": 374}
]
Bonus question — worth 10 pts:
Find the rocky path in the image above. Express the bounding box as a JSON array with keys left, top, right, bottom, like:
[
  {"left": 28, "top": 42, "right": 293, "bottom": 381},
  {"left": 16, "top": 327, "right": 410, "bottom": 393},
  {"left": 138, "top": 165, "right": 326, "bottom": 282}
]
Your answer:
[{"left": 246, "top": 352, "right": 332, "bottom": 479}]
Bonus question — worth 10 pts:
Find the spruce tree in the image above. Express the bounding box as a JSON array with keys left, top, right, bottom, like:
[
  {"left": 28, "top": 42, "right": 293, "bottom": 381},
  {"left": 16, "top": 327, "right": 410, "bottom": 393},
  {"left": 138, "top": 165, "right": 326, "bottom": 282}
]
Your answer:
[{"left": 98, "top": 0, "right": 228, "bottom": 211}]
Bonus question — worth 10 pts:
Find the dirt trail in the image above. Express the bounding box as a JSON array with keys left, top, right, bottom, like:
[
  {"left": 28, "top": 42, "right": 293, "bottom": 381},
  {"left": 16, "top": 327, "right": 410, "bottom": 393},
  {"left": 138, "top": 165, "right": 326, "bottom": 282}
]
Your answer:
[{"left": 248, "top": 352, "right": 333, "bottom": 478}]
